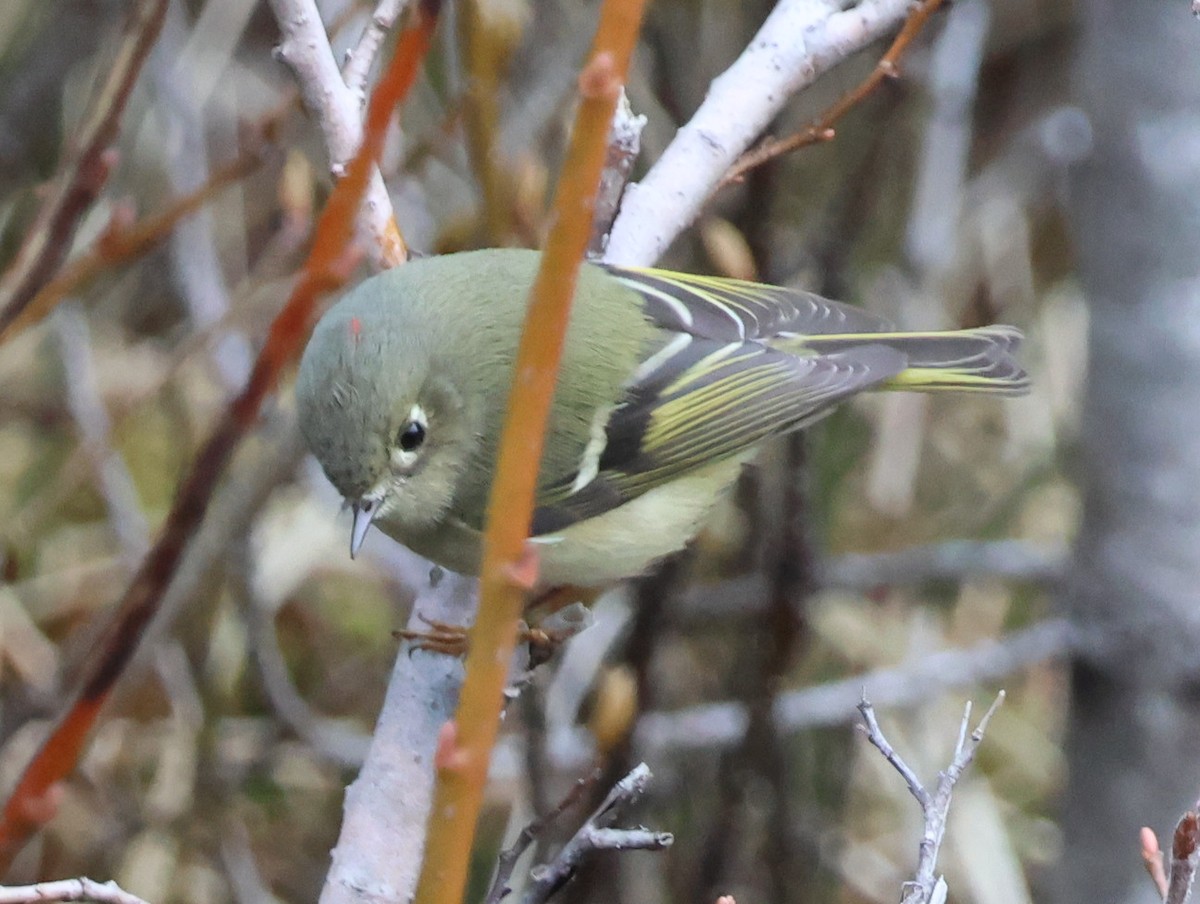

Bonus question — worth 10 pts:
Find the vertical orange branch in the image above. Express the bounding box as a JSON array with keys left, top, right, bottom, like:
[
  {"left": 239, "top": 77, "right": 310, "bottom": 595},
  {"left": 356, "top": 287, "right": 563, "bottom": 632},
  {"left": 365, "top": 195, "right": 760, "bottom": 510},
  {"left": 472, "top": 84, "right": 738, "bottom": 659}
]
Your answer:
[
  {"left": 412, "top": 1, "right": 648, "bottom": 902},
  {"left": 0, "top": 1, "right": 439, "bottom": 870}
]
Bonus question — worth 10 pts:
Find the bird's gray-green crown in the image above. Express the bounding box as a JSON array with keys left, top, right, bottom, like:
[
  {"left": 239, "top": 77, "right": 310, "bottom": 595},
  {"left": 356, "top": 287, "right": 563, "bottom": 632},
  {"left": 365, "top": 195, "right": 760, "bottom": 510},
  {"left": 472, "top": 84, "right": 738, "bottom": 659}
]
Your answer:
[{"left": 296, "top": 285, "right": 428, "bottom": 500}]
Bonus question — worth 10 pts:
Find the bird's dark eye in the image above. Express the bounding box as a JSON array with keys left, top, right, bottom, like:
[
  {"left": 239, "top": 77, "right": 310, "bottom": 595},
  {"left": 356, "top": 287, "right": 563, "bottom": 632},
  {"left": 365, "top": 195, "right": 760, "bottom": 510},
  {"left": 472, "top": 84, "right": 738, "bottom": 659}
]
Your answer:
[{"left": 398, "top": 420, "right": 426, "bottom": 452}]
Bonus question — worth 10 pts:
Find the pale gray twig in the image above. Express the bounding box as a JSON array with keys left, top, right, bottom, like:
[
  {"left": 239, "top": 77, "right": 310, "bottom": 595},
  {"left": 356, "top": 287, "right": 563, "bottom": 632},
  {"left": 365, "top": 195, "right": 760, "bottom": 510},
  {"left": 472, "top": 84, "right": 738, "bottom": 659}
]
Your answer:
[
  {"left": 148, "top": 0, "right": 253, "bottom": 391},
  {"left": 676, "top": 540, "right": 1065, "bottom": 626},
  {"left": 903, "top": 0, "right": 990, "bottom": 279},
  {"left": 633, "top": 619, "right": 1070, "bottom": 759},
  {"left": 267, "top": 0, "right": 400, "bottom": 266},
  {"left": 230, "top": 538, "right": 371, "bottom": 769},
  {"left": 103, "top": 412, "right": 306, "bottom": 713},
  {"left": 821, "top": 540, "right": 1067, "bottom": 593},
  {"left": 604, "top": 0, "right": 922, "bottom": 267},
  {"left": 220, "top": 814, "right": 285, "bottom": 904},
  {"left": 318, "top": 568, "right": 478, "bottom": 904},
  {"left": 53, "top": 303, "right": 150, "bottom": 564},
  {"left": 489, "top": 618, "right": 1072, "bottom": 781},
  {"left": 857, "top": 692, "right": 1005, "bottom": 904},
  {"left": 588, "top": 90, "right": 646, "bottom": 258},
  {"left": 343, "top": 0, "right": 409, "bottom": 103},
  {"left": 0, "top": 878, "right": 151, "bottom": 904},
  {"left": 485, "top": 772, "right": 600, "bottom": 904},
  {"left": 520, "top": 764, "right": 673, "bottom": 904}
]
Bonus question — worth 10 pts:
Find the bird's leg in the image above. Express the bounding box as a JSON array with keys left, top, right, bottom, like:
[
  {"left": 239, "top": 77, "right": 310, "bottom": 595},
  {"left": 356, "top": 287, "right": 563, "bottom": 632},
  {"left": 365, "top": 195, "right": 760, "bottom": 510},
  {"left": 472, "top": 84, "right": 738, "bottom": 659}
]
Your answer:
[
  {"left": 395, "top": 543, "right": 543, "bottom": 656},
  {"left": 395, "top": 611, "right": 474, "bottom": 656},
  {"left": 523, "top": 585, "right": 600, "bottom": 666},
  {"left": 395, "top": 585, "right": 599, "bottom": 659}
]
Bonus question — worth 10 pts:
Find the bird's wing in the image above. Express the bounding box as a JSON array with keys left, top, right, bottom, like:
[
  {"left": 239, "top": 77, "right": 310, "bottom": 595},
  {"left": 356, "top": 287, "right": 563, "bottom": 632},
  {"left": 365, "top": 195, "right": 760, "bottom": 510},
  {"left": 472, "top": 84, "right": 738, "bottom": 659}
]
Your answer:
[
  {"left": 531, "top": 336, "right": 906, "bottom": 534},
  {"left": 599, "top": 264, "right": 893, "bottom": 340}
]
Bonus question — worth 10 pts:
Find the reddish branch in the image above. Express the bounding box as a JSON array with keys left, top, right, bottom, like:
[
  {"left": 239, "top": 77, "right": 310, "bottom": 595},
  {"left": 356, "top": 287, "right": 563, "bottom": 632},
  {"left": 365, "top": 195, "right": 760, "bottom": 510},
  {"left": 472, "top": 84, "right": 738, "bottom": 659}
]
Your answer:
[
  {"left": 0, "top": 0, "right": 169, "bottom": 340},
  {"left": 0, "top": 145, "right": 267, "bottom": 343},
  {"left": 0, "top": 1, "right": 440, "bottom": 869},
  {"left": 410, "top": 3, "right": 648, "bottom": 903},
  {"left": 1170, "top": 813, "right": 1200, "bottom": 904},
  {"left": 719, "top": 0, "right": 947, "bottom": 188}
]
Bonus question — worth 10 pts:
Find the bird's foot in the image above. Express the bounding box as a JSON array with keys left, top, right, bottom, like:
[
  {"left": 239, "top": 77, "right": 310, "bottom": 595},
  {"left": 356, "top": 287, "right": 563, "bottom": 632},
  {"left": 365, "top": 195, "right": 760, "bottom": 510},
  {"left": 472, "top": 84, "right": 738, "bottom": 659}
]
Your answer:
[
  {"left": 395, "top": 600, "right": 594, "bottom": 661},
  {"left": 525, "top": 601, "right": 594, "bottom": 667},
  {"left": 395, "top": 613, "right": 471, "bottom": 657}
]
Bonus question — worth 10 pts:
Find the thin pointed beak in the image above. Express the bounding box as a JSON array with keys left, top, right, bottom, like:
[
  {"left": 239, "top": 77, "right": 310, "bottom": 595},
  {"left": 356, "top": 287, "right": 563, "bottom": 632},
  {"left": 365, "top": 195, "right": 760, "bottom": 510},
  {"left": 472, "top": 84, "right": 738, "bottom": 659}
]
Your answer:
[{"left": 350, "top": 498, "right": 379, "bottom": 559}]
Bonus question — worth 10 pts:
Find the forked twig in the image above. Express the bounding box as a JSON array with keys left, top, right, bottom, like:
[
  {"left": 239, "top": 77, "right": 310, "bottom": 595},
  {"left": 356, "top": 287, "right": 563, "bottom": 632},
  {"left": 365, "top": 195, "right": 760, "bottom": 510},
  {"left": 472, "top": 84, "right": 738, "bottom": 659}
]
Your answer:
[
  {"left": 521, "top": 765, "right": 673, "bottom": 904},
  {"left": 720, "top": 0, "right": 947, "bottom": 188},
  {"left": 857, "top": 691, "right": 1005, "bottom": 904},
  {"left": 484, "top": 771, "right": 601, "bottom": 904}
]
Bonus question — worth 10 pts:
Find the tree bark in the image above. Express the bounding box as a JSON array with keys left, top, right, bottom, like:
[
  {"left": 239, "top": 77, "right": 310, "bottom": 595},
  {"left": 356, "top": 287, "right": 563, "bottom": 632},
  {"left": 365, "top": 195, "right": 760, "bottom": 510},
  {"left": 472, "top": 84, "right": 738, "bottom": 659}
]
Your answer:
[{"left": 1058, "top": 3, "right": 1200, "bottom": 903}]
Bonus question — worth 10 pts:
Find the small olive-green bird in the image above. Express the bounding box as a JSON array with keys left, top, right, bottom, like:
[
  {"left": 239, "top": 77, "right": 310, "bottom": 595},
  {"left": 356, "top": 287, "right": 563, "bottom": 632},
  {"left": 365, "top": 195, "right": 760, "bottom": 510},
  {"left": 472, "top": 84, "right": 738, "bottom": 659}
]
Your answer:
[{"left": 296, "top": 249, "right": 1027, "bottom": 587}]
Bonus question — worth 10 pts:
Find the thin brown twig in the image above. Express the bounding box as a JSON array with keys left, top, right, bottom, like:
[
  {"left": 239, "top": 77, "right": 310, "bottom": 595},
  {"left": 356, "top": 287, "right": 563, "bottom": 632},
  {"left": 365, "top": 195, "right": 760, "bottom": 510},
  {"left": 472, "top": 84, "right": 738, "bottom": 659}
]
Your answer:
[
  {"left": 0, "top": 0, "right": 169, "bottom": 337},
  {"left": 9, "top": 0, "right": 370, "bottom": 345},
  {"left": 5, "top": 187, "right": 312, "bottom": 552},
  {"left": 457, "top": 0, "right": 520, "bottom": 243},
  {"left": 1, "top": 143, "right": 266, "bottom": 343},
  {"left": 719, "top": 0, "right": 948, "bottom": 188}
]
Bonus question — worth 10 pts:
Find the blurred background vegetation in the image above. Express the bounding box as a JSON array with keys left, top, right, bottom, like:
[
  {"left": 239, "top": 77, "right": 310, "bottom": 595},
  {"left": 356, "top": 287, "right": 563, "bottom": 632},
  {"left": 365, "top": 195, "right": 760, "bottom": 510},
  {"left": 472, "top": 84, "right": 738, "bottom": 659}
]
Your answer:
[{"left": 2, "top": 0, "right": 1189, "bottom": 902}]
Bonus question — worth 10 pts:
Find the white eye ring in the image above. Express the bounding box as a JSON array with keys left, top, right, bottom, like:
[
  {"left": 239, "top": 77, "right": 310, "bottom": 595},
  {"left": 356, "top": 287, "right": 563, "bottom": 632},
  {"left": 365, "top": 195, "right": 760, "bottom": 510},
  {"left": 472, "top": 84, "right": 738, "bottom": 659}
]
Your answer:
[{"left": 392, "top": 404, "right": 428, "bottom": 469}]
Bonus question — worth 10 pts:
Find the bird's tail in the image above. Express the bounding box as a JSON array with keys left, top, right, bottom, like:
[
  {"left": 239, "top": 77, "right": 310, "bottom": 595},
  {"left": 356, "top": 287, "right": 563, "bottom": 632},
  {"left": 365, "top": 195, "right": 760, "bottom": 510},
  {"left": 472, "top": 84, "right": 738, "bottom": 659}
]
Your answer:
[{"left": 793, "top": 325, "right": 1029, "bottom": 395}]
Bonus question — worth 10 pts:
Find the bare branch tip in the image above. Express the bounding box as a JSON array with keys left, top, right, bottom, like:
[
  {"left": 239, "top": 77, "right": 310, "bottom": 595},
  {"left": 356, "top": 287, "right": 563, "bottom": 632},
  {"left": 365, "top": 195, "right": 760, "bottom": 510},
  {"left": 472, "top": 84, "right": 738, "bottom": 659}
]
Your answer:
[
  {"left": 1144, "top": 827, "right": 1164, "bottom": 857},
  {"left": 502, "top": 543, "right": 541, "bottom": 592},
  {"left": 1143, "top": 827, "right": 1170, "bottom": 900},
  {"left": 433, "top": 721, "right": 470, "bottom": 773},
  {"left": 578, "top": 52, "right": 621, "bottom": 101},
  {"left": 1174, "top": 812, "right": 1200, "bottom": 861},
  {"left": 974, "top": 690, "right": 1006, "bottom": 739}
]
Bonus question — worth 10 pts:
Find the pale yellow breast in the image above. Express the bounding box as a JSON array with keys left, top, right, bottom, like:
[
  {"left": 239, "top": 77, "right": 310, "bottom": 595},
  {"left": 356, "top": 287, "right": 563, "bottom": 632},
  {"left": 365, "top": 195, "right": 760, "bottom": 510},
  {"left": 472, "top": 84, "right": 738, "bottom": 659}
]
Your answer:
[
  {"left": 533, "top": 455, "right": 748, "bottom": 587},
  {"left": 382, "top": 455, "right": 749, "bottom": 587}
]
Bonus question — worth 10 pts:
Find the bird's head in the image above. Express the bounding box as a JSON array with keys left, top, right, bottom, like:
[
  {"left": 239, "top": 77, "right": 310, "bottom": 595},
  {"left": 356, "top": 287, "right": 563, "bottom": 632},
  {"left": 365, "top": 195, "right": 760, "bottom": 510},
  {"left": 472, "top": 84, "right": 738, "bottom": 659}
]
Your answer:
[{"left": 295, "top": 297, "right": 477, "bottom": 557}]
